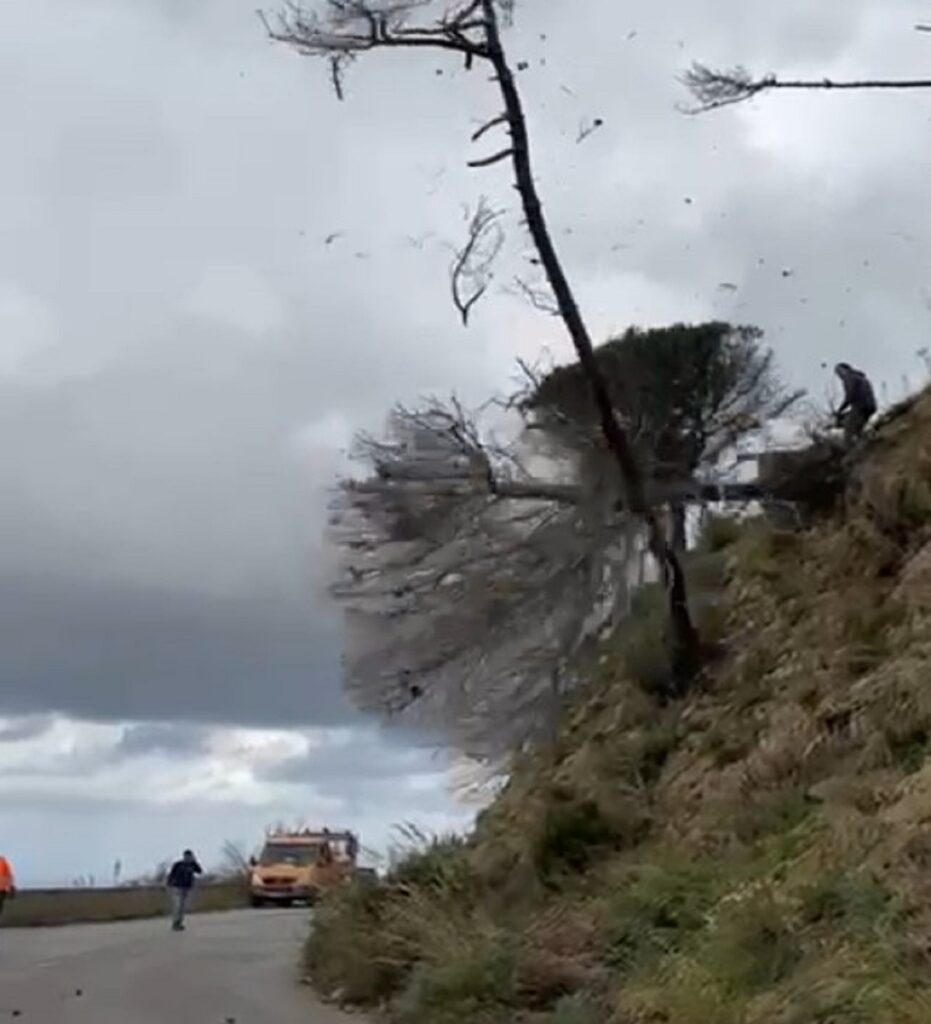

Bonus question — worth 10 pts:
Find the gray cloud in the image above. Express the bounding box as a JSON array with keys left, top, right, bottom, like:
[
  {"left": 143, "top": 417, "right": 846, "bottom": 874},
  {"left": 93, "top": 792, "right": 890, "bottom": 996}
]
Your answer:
[
  {"left": 0, "top": 572, "right": 349, "bottom": 727},
  {"left": 0, "top": 716, "right": 55, "bottom": 744},
  {"left": 260, "top": 727, "right": 450, "bottom": 784},
  {"left": 114, "top": 723, "right": 211, "bottom": 758}
]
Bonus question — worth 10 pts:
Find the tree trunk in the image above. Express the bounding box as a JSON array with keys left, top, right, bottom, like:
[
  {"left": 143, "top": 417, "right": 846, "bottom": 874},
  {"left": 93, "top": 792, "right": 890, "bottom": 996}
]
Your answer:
[
  {"left": 480, "top": 0, "right": 699, "bottom": 680},
  {"left": 670, "top": 502, "right": 688, "bottom": 551}
]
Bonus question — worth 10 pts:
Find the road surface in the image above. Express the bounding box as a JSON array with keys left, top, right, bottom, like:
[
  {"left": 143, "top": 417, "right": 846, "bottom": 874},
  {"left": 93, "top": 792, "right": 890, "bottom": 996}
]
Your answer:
[{"left": 0, "top": 908, "right": 358, "bottom": 1023}]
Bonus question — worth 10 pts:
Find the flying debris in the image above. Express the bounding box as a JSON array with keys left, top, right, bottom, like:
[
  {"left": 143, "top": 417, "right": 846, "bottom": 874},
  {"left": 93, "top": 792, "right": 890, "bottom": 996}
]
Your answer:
[
  {"left": 577, "top": 117, "right": 605, "bottom": 143},
  {"left": 626, "top": 30, "right": 638, "bottom": 40},
  {"left": 684, "top": 197, "right": 693, "bottom": 204},
  {"left": 781, "top": 268, "right": 794, "bottom": 278},
  {"left": 717, "top": 282, "right": 738, "bottom": 292},
  {"left": 324, "top": 232, "right": 344, "bottom": 246}
]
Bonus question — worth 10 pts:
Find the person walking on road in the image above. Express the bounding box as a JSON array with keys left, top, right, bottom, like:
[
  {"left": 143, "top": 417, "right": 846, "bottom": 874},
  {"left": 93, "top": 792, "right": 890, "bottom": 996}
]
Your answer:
[
  {"left": 166, "top": 849, "right": 202, "bottom": 932},
  {"left": 0, "top": 854, "right": 15, "bottom": 918}
]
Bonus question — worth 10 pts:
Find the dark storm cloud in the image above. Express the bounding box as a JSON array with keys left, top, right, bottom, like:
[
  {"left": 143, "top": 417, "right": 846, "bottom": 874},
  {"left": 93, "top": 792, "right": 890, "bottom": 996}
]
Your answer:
[{"left": 0, "top": 572, "right": 350, "bottom": 727}]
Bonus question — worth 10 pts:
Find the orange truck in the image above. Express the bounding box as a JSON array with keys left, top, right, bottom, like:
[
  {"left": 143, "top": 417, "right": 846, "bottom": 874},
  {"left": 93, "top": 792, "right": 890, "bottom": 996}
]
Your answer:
[{"left": 249, "top": 828, "right": 359, "bottom": 907}]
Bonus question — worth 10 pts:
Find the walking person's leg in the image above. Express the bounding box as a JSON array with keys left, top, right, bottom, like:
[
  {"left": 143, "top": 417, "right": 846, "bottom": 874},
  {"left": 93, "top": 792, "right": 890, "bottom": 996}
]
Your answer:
[{"left": 170, "top": 888, "right": 185, "bottom": 931}]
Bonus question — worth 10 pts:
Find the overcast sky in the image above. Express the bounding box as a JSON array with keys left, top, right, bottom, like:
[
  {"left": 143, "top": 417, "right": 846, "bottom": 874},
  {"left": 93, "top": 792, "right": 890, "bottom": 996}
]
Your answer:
[{"left": 2, "top": 0, "right": 930, "bottom": 884}]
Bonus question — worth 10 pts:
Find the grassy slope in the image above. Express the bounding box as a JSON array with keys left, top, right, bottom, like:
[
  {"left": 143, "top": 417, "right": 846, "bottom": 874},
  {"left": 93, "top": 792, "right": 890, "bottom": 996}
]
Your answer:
[{"left": 307, "top": 390, "right": 931, "bottom": 1023}]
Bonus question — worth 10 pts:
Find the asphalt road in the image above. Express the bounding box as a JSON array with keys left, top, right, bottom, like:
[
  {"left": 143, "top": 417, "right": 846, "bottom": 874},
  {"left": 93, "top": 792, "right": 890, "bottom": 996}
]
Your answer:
[{"left": 0, "top": 908, "right": 358, "bottom": 1023}]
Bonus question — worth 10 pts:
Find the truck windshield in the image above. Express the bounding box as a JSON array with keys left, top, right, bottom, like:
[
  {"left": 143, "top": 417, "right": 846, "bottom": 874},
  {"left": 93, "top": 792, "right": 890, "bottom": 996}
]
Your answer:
[{"left": 259, "top": 843, "right": 322, "bottom": 866}]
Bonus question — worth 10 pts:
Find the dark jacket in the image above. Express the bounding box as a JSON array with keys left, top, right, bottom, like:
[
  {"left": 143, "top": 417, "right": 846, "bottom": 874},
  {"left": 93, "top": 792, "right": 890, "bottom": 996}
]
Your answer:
[
  {"left": 840, "top": 369, "right": 877, "bottom": 417},
  {"left": 167, "top": 858, "right": 203, "bottom": 890}
]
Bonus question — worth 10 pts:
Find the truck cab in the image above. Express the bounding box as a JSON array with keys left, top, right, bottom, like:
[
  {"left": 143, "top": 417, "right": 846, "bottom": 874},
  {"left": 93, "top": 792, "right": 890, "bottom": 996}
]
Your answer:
[{"left": 249, "top": 828, "right": 358, "bottom": 907}]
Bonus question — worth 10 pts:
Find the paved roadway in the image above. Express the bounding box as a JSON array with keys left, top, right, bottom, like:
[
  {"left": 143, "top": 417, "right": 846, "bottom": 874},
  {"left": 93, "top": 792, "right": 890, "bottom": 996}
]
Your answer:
[{"left": 0, "top": 908, "right": 357, "bottom": 1023}]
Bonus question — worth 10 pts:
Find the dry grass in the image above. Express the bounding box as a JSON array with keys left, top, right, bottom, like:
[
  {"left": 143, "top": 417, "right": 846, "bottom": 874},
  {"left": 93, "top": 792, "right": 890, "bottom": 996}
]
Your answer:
[
  {"left": 1, "top": 883, "right": 248, "bottom": 929},
  {"left": 305, "top": 387, "right": 931, "bottom": 1023}
]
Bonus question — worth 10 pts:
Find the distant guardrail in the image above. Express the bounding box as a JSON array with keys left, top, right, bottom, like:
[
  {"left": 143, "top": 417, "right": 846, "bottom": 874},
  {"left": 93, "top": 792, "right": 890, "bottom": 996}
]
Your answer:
[{"left": 1, "top": 882, "right": 249, "bottom": 929}]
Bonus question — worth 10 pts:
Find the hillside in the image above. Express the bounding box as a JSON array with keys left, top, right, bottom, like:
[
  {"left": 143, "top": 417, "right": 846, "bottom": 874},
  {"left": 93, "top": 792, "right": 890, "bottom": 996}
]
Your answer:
[{"left": 306, "top": 388, "right": 931, "bottom": 1023}]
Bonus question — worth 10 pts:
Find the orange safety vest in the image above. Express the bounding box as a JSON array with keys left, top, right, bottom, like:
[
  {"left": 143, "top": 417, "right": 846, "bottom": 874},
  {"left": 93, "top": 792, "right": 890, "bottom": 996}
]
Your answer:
[{"left": 0, "top": 856, "right": 14, "bottom": 892}]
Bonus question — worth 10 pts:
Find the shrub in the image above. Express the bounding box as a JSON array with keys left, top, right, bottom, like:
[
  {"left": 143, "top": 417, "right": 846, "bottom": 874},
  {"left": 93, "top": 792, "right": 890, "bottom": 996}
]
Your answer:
[
  {"left": 535, "top": 796, "right": 621, "bottom": 879},
  {"left": 703, "top": 891, "right": 802, "bottom": 994},
  {"left": 305, "top": 881, "right": 403, "bottom": 1005},
  {"left": 699, "top": 513, "right": 744, "bottom": 553},
  {"left": 601, "top": 859, "right": 720, "bottom": 972},
  {"left": 797, "top": 871, "right": 893, "bottom": 931},
  {"left": 396, "top": 924, "right": 516, "bottom": 1023}
]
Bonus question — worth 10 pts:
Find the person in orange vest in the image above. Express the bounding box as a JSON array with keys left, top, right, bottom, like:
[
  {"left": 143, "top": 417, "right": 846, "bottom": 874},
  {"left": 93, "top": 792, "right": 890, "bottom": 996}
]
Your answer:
[{"left": 0, "top": 854, "right": 15, "bottom": 917}]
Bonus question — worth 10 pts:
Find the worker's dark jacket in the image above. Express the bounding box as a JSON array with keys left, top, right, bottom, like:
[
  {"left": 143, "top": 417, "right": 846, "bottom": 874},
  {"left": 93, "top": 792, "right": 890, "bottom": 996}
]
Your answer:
[
  {"left": 845, "top": 372, "right": 877, "bottom": 416},
  {"left": 167, "top": 860, "right": 202, "bottom": 890}
]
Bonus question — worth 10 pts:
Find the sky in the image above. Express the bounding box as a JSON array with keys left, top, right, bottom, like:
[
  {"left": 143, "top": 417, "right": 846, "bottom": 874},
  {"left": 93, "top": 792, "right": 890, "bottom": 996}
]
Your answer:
[{"left": 2, "top": 0, "right": 931, "bottom": 884}]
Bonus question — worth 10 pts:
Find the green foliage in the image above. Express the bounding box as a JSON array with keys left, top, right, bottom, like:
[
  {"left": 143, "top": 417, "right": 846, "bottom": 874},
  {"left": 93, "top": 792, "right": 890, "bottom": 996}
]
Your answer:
[
  {"left": 702, "top": 891, "right": 802, "bottom": 993},
  {"left": 601, "top": 859, "right": 721, "bottom": 972},
  {"left": 398, "top": 929, "right": 516, "bottom": 1022},
  {"left": 535, "top": 796, "right": 621, "bottom": 878},
  {"left": 527, "top": 321, "right": 799, "bottom": 478},
  {"left": 699, "top": 513, "right": 745, "bottom": 553},
  {"left": 885, "top": 724, "right": 930, "bottom": 774},
  {"left": 614, "top": 584, "right": 676, "bottom": 700},
  {"left": 797, "top": 871, "right": 894, "bottom": 932},
  {"left": 305, "top": 881, "right": 403, "bottom": 1004},
  {"left": 388, "top": 831, "right": 472, "bottom": 890},
  {"left": 731, "top": 785, "right": 815, "bottom": 844}
]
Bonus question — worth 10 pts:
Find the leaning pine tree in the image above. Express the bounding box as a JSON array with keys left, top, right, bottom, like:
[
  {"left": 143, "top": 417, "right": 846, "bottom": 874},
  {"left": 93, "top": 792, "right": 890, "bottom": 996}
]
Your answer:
[{"left": 264, "top": 0, "right": 701, "bottom": 684}]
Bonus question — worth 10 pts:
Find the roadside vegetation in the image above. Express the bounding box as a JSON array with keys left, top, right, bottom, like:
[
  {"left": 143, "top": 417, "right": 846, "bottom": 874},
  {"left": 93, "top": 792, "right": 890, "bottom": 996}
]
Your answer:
[
  {"left": 1, "top": 882, "right": 248, "bottom": 929},
  {"left": 305, "top": 388, "right": 931, "bottom": 1023}
]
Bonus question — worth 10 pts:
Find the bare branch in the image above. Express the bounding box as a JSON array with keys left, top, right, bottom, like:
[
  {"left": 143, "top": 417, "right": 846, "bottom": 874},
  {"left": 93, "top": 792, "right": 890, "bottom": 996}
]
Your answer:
[
  {"left": 450, "top": 199, "right": 505, "bottom": 325},
  {"left": 510, "top": 276, "right": 560, "bottom": 317},
  {"left": 471, "top": 113, "right": 508, "bottom": 142},
  {"left": 261, "top": 0, "right": 490, "bottom": 78},
  {"left": 682, "top": 60, "right": 931, "bottom": 113},
  {"left": 467, "top": 146, "right": 514, "bottom": 168}
]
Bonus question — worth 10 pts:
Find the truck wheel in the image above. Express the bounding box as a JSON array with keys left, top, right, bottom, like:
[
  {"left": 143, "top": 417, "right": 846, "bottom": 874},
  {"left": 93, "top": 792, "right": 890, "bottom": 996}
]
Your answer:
[
  {"left": 279, "top": 899, "right": 294, "bottom": 908},
  {"left": 250, "top": 895, "right": 265, "bottom": 908}
]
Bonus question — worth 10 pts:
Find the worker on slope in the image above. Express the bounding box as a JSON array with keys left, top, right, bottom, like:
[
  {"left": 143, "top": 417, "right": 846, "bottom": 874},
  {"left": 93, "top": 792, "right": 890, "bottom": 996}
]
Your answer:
[
  {"left": 0, "top": 854, "right": 15, "bottom": 917},
  {"left": 834, "top": 362, "right": 877, "bottom": 444},
  {"left": 166, "top": 849, "right": 202, "bottom": 932}
]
